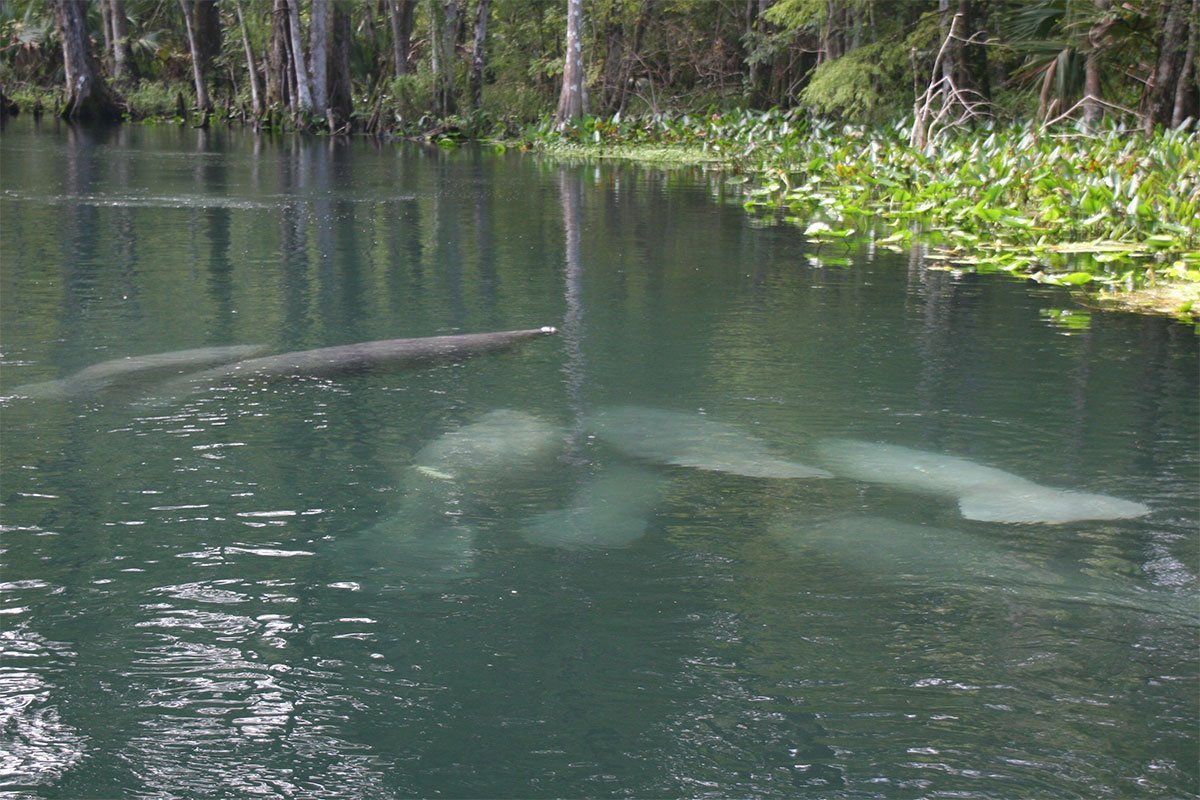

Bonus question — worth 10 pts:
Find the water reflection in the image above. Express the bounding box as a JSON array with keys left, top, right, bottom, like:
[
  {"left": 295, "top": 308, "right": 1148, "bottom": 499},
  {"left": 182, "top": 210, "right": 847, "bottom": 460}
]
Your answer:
[
  {"left": 0, "top": 624, "right": 85, "bottom": 793},
  {"left": 121, "top": 596, "right": 391, "bottom": 798}
]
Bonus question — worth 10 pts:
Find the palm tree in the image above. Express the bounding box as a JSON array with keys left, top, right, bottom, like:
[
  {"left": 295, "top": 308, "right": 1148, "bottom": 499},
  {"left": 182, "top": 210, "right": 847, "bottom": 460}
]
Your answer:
[{"left": 1005, "top": 0, "right": 1152, "bottom": 128}]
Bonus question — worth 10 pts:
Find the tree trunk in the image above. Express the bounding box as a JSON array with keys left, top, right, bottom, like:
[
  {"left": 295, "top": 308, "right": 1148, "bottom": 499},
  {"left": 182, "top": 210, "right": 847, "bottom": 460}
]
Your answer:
[
  {"left": 554, "top": 0, "right": 585, "bottom": 128},
  {"left": 195, "top": 0, "right": 222, "bottom": 98},
  {"left": 938, "top": 0, "right": 958, "bottom": 92},
  {"left": 1037, "top": 54, "right": 1057, "bottom": 121},
  {"left": 49, "top": 0, "right": 122, "bottom": 121},
  {"left": 235, "top": 0, "right": 264, "bottom": 115},
  {"left": 820, "top": 0, "right": 844, "bottom": 62},
  {"left": 284, "top": 12, "right": 299, "bottom": 109},
  {"left": 617, "top": 1, "right": 649, "bottom": 114},
  {"left": 288, "top": 0, "right": 314, "bottom": 113},
  {"left": 195, "top": 1, "right": 222, "bottom": 66},
  {"left": 389, "top": 0, "right": 416, "bottom": 75},
  {"left": 599, "top": 10, "right": 624, "bottom": 115},
  {"left": 109, "top": 0, "right": 132, "bottom": 82},
  {"left": 1143, "top": 0, "right": 1190, "bottom": 132},
  {"left": 431, "top": 0, "right": 460, "bottom": 117},
  {"left": 1083, "top": 0, "right": 1110, "bottom": 129},
  {"left": 329, "top": 0, "right": 354, "bottom": 129},
  {"left": 267, "top": 0, "right": 283, "bottom": 105},
  {"left": 1082, "top": 50, "right": 1103, "bottom": 128},
  {"left": 1172, "top": 0, "right": 1199, "bottom": 127},
  {"left": 269, "top": 0, "right": 290, "bottom": 107},
  {"left": 746, "top": 0, "right": 760, "bottom": 93},
  {"left": 100, "top": 0, "right": 114, "bottom": 73},
  {"left": 179, "top": 0, "right": 213, "bottom": 114},
  {"left": 599, "top": 0, "right": 647, "bottom": 115},
  {"left": 746, "top": 0, "right": 772, "bottom": 107},
  {"left": 310, "top": 0, "right": 330, "bottom": 115},
  {"left": 469, "top": 0, "right": 490, "bottom": 110},
  {"left": 959, "top": 0, "right": 989, "bottom": 101}
]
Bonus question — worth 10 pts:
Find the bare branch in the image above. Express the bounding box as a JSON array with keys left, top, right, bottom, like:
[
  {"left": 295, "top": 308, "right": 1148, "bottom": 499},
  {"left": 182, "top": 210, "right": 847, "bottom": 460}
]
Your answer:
[{"left": 910, "top": 12, "right": 991, "bottom": 149}]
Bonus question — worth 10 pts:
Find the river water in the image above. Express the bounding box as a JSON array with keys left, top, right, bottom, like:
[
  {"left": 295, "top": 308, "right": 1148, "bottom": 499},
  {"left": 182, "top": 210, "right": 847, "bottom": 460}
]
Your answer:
[{"left": 1, "top": 119, "right": 1196, "bottom": 799}]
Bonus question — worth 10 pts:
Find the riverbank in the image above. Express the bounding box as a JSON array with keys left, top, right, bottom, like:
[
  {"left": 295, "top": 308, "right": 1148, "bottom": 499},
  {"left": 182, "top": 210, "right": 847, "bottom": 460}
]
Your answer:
[{"left": 516, "top": 111, "right": 1200, "bottom": 324}]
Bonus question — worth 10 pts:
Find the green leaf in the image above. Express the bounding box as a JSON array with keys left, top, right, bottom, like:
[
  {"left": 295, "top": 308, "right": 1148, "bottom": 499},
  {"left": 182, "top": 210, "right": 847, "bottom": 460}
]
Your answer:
[
  {"left": 1144, "top": 234, "right": 1178, "bottom": 249},
  {"left": 1060, "top": 272, "right": 1095, "bottom": 285},
  {"left": 1040, "top": 308, "right": 1092, "bottom": 331}
]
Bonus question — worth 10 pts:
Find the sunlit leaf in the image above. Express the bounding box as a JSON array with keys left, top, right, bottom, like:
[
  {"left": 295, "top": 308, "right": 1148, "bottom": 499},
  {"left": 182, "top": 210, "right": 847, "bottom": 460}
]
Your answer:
[
  {"left": 1144, "top": 234, "right": 1178, "bottom": 249},
  {"left": 1060, "top": 272, "right": 1095, "bottom": 285}
]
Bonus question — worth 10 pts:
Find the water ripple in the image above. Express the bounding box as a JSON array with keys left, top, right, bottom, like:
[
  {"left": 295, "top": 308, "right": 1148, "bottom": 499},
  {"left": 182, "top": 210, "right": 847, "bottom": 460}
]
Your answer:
[{"left": 0, "top": 627, "right": 85, "bottom": 793}]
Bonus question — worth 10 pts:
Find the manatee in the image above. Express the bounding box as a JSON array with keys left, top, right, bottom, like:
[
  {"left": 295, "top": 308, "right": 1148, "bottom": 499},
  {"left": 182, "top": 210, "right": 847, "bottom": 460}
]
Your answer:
[
  {"left": 346, "top": 514, "right": 479, "bottom": 591},
  {"left": 522, "top": 464, "right": 668, "bottom": 551},
  {"left": 767, "top": 514, "right": 1054, "bottom": 585},
  {"left": 153, "top": 327, "right": 557, "bottom": 401},
  {"left": 345, "top": 409, "right": 565, "bottom": 588},
  {"left": 589, "top": 406, "right": 831, "bottom": 479},
  {"left": 815, "top": 439, "right": 1149, "bottom": 524},
  {"left": 7, "top": 344, "right": 268, "bottom": 399},
  {"left": 408, "top": 409, "right": 564, "bottom": 487},
  {"left": 768, "top": 514, "right": 1196, "bottom": 625}
]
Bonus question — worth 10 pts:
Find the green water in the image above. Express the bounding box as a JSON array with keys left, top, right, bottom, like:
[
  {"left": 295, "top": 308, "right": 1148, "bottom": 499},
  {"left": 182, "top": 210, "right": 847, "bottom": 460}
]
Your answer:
[{"left": 1, "top": 119, "right": 1196, "bottom": 799}]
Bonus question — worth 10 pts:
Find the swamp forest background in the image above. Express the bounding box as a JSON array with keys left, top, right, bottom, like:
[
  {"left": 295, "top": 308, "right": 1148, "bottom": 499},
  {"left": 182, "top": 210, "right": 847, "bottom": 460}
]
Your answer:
[{"left": 1, "top": 0, "right": 1196, "bottom": 137}]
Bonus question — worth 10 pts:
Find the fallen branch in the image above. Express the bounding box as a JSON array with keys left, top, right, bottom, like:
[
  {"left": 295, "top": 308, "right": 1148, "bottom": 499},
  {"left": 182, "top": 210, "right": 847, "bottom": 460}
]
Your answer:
[{"left": 1041, "top": 94, "right": 1142, "bottom": 130}]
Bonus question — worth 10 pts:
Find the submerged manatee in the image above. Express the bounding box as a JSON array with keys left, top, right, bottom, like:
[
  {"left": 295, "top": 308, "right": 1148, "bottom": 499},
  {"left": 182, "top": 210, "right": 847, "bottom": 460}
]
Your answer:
[
  {"left": 154, "top": 328, "right": 557, "bottom": 402},
  {"left": 345, "top": 514, "right": 479, "bottom": 591},
  {"left": 957, "top": 488, "right": 1151, "bottom": 525},
  {"left": 7, "top": 344, "right": 268, "bottom": 399},
  {"left": 768, "top": 514, "right": 1053, "bottom": 585},
  {"left": 522, "top": 464, "right": 669, "bottom": 551},
  {"left": 351, "top": 410, "right": 565, "bottom": 586},
  {"left": 589, "top": 406, "right": 831, "bottom": 479},
  {"left": 767, "top": 514, "right": 1197, "bottom": 625},
  {"left": 815, "top": 439, "right": 1149, "bottom": 524},
  {"left": 408, "top": 408, "right": 564, "bottom": 486}
]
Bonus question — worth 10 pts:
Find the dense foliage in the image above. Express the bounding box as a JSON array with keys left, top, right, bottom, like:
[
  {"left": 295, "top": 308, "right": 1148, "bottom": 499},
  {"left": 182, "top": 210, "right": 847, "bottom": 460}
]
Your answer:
[{"left": 1, "top": 0, "right": 1196, "bottom": 134}]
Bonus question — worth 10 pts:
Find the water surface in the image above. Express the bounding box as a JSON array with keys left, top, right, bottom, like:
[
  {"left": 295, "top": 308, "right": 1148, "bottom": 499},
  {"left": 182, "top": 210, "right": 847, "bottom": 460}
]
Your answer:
[{"left": 1, "top": 119, "right": 1197, "bottom": 799}]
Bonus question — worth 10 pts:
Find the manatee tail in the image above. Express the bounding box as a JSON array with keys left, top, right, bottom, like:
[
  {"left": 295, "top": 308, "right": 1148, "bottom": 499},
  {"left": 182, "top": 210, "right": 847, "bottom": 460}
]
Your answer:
[
  {"left": 959, "top": 489, "right": 1150, "bottom": 524},
  {"left": 4, "top": 379, "right": 70, "bottom": 400},
  {"left": 333, "top": 510, "right": 478, "bottom": 591}
]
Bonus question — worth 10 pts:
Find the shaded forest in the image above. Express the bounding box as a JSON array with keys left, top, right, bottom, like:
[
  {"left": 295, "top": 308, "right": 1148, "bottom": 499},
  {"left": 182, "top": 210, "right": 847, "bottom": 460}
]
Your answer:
[{"left": 0, "top": 0, "right": 1196, "bottom": 136}]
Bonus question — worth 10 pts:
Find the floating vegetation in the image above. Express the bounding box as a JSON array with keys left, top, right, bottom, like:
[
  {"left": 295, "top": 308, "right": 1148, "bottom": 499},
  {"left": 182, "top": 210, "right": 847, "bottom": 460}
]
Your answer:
[
  {"left": 1039, "top": 308, "right": 1093, "bottom": 333},
  {"left": 736, "top": 118, "right": 1199, "bottom": 299},
  {"left": 520, "top": 110, "right": 1200, "bottom": 320}
]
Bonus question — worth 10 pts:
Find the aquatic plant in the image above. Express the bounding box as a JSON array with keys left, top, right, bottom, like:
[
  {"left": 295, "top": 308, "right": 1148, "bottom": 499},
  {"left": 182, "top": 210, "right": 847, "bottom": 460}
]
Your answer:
[
  {"left": 740, "top": 117, "right": 1200, "bottom": 295},
  {"left": 518, "top": 109, "right": 1200, "bottom": 315}
]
